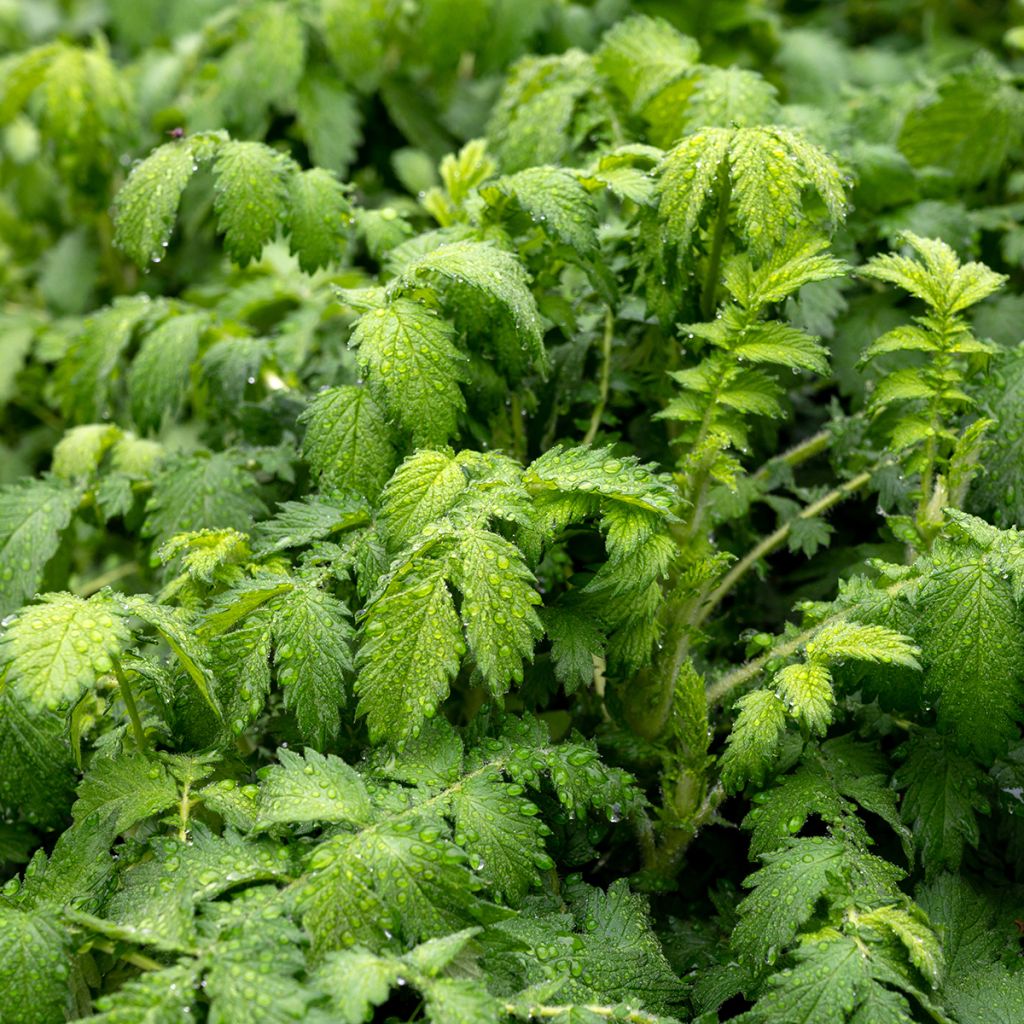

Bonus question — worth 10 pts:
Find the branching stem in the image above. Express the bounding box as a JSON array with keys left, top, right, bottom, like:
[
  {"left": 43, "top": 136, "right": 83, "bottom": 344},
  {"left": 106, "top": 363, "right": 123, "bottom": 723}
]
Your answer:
[
  {"left": 695, "top": 469, "right": 872, "bottom": 628},
  {"left": 700, "top": 171, "right": 732, "bottom": 320}
]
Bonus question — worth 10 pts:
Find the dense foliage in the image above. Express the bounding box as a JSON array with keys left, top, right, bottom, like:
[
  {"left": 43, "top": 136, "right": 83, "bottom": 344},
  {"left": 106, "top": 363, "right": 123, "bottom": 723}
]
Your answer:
[{"left": 2, "top": 0, "right": 1024, "bottom": 1021}]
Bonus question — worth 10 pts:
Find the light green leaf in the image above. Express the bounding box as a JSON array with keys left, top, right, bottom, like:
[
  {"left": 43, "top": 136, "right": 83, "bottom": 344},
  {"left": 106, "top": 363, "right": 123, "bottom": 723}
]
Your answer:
[
  {"left": 351, "top": 299, "right": 467, "bottom": 446},
  {"left": 0, "top": 592, "right": 130, "bottom": 710},
  {"left": 0, "top": 478, "right": 80, "bottom": 616},
  {"left": 255, "top": 748, "right": 370, "bottom": 830}
]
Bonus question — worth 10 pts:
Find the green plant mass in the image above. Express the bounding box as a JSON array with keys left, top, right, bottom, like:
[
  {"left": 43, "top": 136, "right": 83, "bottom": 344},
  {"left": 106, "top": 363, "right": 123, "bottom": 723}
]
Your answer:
[{"left": 4, "top": 0, "right": 1024, "bottom": 1021}]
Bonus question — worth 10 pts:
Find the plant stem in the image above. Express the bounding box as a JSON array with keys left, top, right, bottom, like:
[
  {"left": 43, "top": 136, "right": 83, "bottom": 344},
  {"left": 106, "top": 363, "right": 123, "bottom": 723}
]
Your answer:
[
  {"left": 583, "top": 307, "right": 614, "bottom": 446},
  {"left": 110, "top": 654, "right": 148, "bottom": 755},
  {"left": 510, "top": 393, "right": 526, "bottom": 463},
  {"left": 74, "top": 561, "right": 140, "bottom": 598},
  {"left": 645, "top": 780, "right": 726, "bottom": 874},
  {"left": 89, "top": 939, "right": 164, "bottom": 972},
  {"left": 706, "top": 573, "right": 916, "bottom": 707},
  {"left": 700, "top": 171, "right": 732, "bottom": 321},
  {"left": 695, "top": 469, "right": 872, "bottom": 628},
  {"left": 749, "top": 428, "right": 832, "bottom": 484}
]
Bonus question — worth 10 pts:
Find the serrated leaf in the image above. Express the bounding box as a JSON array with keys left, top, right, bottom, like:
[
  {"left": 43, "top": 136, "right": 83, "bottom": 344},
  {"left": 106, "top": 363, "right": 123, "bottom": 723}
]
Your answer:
[
  {"left": 256, "top": 748, "right": 370, "bottom": 830},
  {"left": 734, "top": 838, "right": 846, "bottom": 965},
  {"left": 144, "top": 450, "right": 267, "bottom": 547},
  {"left": 287, "top": 168, "right": 350, "bottom": 273},
  {"left": 314, "top": 948, "right": 402, "bottom": 1023},
  {"left": 78, "top": 964, "right": 198, "bottom": 1023},
  {"left": 351, "top": 299, "right": 467, "bottom": 446},
  {"left": 300, "top": 386, "right": 398, "bottom": 501},
  {"left": 0, "top": 477, "right": 80, "bottom": 616},
  {"left": 0, "top": 592, "right": 130, "bottom": 710},
  {"left": 379, "top": 449, "right": 468, "bottom": 551},
  {"left": 916, "top": 552, "right": 1024, "bottom": 757},
  {"left": 448, "top": 768, "right": 547, "bottom": 904},
  {"left": 449, "top": 529, "right": 543, "bottom": 695},
  {"left": 73, "top": 753, "right": 178, "bottom": 832},
  {"left": 893, "top": 733, "right": 989, "bottom": 875},
  {"left": 355, "top": 569, "right": 463, "bottom": 744},
  {"left": 271, "top": 583, "right": 354, "bottom": 747},
  {"left": 483, "top": 166, "right": 600, "bottom": 259},
  {"left": 719, "top": 689, "right": 787, "bottom": 792},
  {"left": 113, "top": 138, "right": 207, "bottom": 265},
  {"left": 0, "top": 690, "right": 75, "bottom": 827},
  {"left": 212, "top": 141, "right": 292, "bottom": 266},
  {"left": 296, "top": 72, "right": 362, "bottom": 176},
  {"left": 774, "top": 662, "right": 834, "bottom": 735},
  {"left": 0, "top": 904, "right": 70, "bottom": 1024},
  {"left": 129, "top": 312, "right": 209, "bottom": 431},
  {"left": 390, "top": 240, "right": 547, "bottom": 378}
]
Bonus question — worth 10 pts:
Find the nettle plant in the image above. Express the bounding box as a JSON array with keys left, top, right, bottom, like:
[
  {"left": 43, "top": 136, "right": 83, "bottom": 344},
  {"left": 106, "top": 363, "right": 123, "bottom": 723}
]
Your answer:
[{"left": 2, "top": 4, "right": 1024, "bottom": 1024}]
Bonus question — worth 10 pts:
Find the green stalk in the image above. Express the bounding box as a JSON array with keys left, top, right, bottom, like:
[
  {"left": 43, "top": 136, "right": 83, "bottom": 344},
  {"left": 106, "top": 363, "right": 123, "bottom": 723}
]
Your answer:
[
  {"left": 111, "top": 654, "right": 148, "bottom": 755},
  {"left": 700, "top": 170, "right": 732, "bottom": 321},
  {"left": 583, "top": 307, "right": 614, "bottom": 446},
  {"left": 695, "top": 469, "right": 873, "bottom": 628}
]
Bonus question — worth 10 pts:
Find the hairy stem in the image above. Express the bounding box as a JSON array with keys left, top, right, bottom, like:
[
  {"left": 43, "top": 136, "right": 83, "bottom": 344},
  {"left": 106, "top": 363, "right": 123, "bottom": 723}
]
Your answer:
[
  {"left": 510, "top": 393, "right": 527, "bottom": 463},
  {"left": 89, "top": 939, "right": 164, "bottom": 972},
  {"left": 644, "top": 780, "right": 726, "bottom": 875},
  {"left": 695, "top": 469, "right": 873, "bottom": 628},
  {"left": 110, "top": 654, "right": 148, "bottom": 755},
  {"left": 700, "top": 171, "right": 732, "bottom": 321},
  {"left": 583, "top": 307, "right": 614, "bottom": 446}
]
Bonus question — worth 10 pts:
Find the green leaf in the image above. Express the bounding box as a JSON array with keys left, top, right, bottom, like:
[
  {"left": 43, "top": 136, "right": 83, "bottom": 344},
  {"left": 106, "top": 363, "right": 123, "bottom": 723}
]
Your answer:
[
  {"left": 596, "top": 15, "right": 698, "bottom": 112},
  {"left": 0, "top": 904, "right": 70, "bottom": 1024},
  {"left": 861, "top": 232, "right": 1006, "bottom": 316},
  {"left": 483, "top": 166, "right": 600, "bottom": 259},
  {"left": 256, "top": 748, "right": 370, "bottom": 830},
  {"left": 351, "top": 298, "right": 467, "bottom": 446},
  {"left": 748, "top": 932, "right": 908, "bottom": 1024},
  {"left": 542, "top": 606, "right": 603, "bottom": 693},
  {"left": 123, "top": 596, "right": 221, "bottom": 715},
  {"left": 78, "top": 963, "right": 198, "bottom": 1023},
  {"left": 55, "top": 297, "right": 154, "bottom": 422},
  {"left": 379, "top": 449, "right": 468, "bottom": 551},
  {"left": 719, "top": 689, "right": 787, "bottom": 792},
  {"left": 898, "top": 64, "right": 1023, "bottom": 187},
  {"left": 734, "top": 838, "right": 846, "bottom": 965},
  {"left": 72, "top": 753, "right": 179, "bottom": 832},
  {"left": 893, "top": 733, "right": 990, "bottom": 875},
  {"left": 300, "top": 386, "right": 398, "bottom": 501},
  {"left": 449, "top": 528, "right": 543, "bottom": 694},
  {"left": 355, "top": 568, "right": 463, "bottom": 745},
  {"left": 0, "top": 477, "right": 80, "bottom": 616},
  {"left": 773, "top": 663, "right": 834, "bottom": 735},
  {"left": 448, "top": 767, "right": 548, "bottom": 903},
  {"left": 129, "top": 312, "right": 209, "bottom": 431},
  {"left": 144, "top": 450, "right": 267, "bottom": 547},
  {"left": 271, "top": 583, "right": 354, "bottom": 747},
  {"left": 945, "top": 965, "right": 1024, "bottom": 1024},
  {"left": 296, "top": 72, "right": 362, "bottom": 176},
  {"left": 805, "top": 621, "right": 921, "bottom": 669},
  {"left": 916, "top": 551, "right": 1024, "bottom": 757},
  {"left": 0, "top": 690, "right": 76, "bottom": 827},
  {"left": 390, "top": 240, "right": 547, "bottom": 378},
  {"left": 314, "top": 948, "right": 402, "bottom": 1023},
  {"left": 0, "top": 592, "right": 130, "bottom": 710},
  {"left": 287, "top": 168, "right": 350, "bottom": 273},
  {"left": 113, "top": 137, "right": 208, "bottom": 266},
  {"left": 426, "top": 979, "right": 501, "bottom": 1024},
  {"left": 212, "top": 140, "right": 293, "bottom": 266}
]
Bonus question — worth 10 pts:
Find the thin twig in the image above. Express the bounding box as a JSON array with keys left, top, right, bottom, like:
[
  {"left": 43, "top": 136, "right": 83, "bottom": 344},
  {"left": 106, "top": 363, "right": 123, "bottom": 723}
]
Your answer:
[
  {"left": 583, "top": 307, "right": 614, "bottom": 446},
  {"left": 695, "top": 470, "right": 872, "bottom": 629},
  {"left": 74, "top": 561, "right": 140, "bottom": 598}
]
